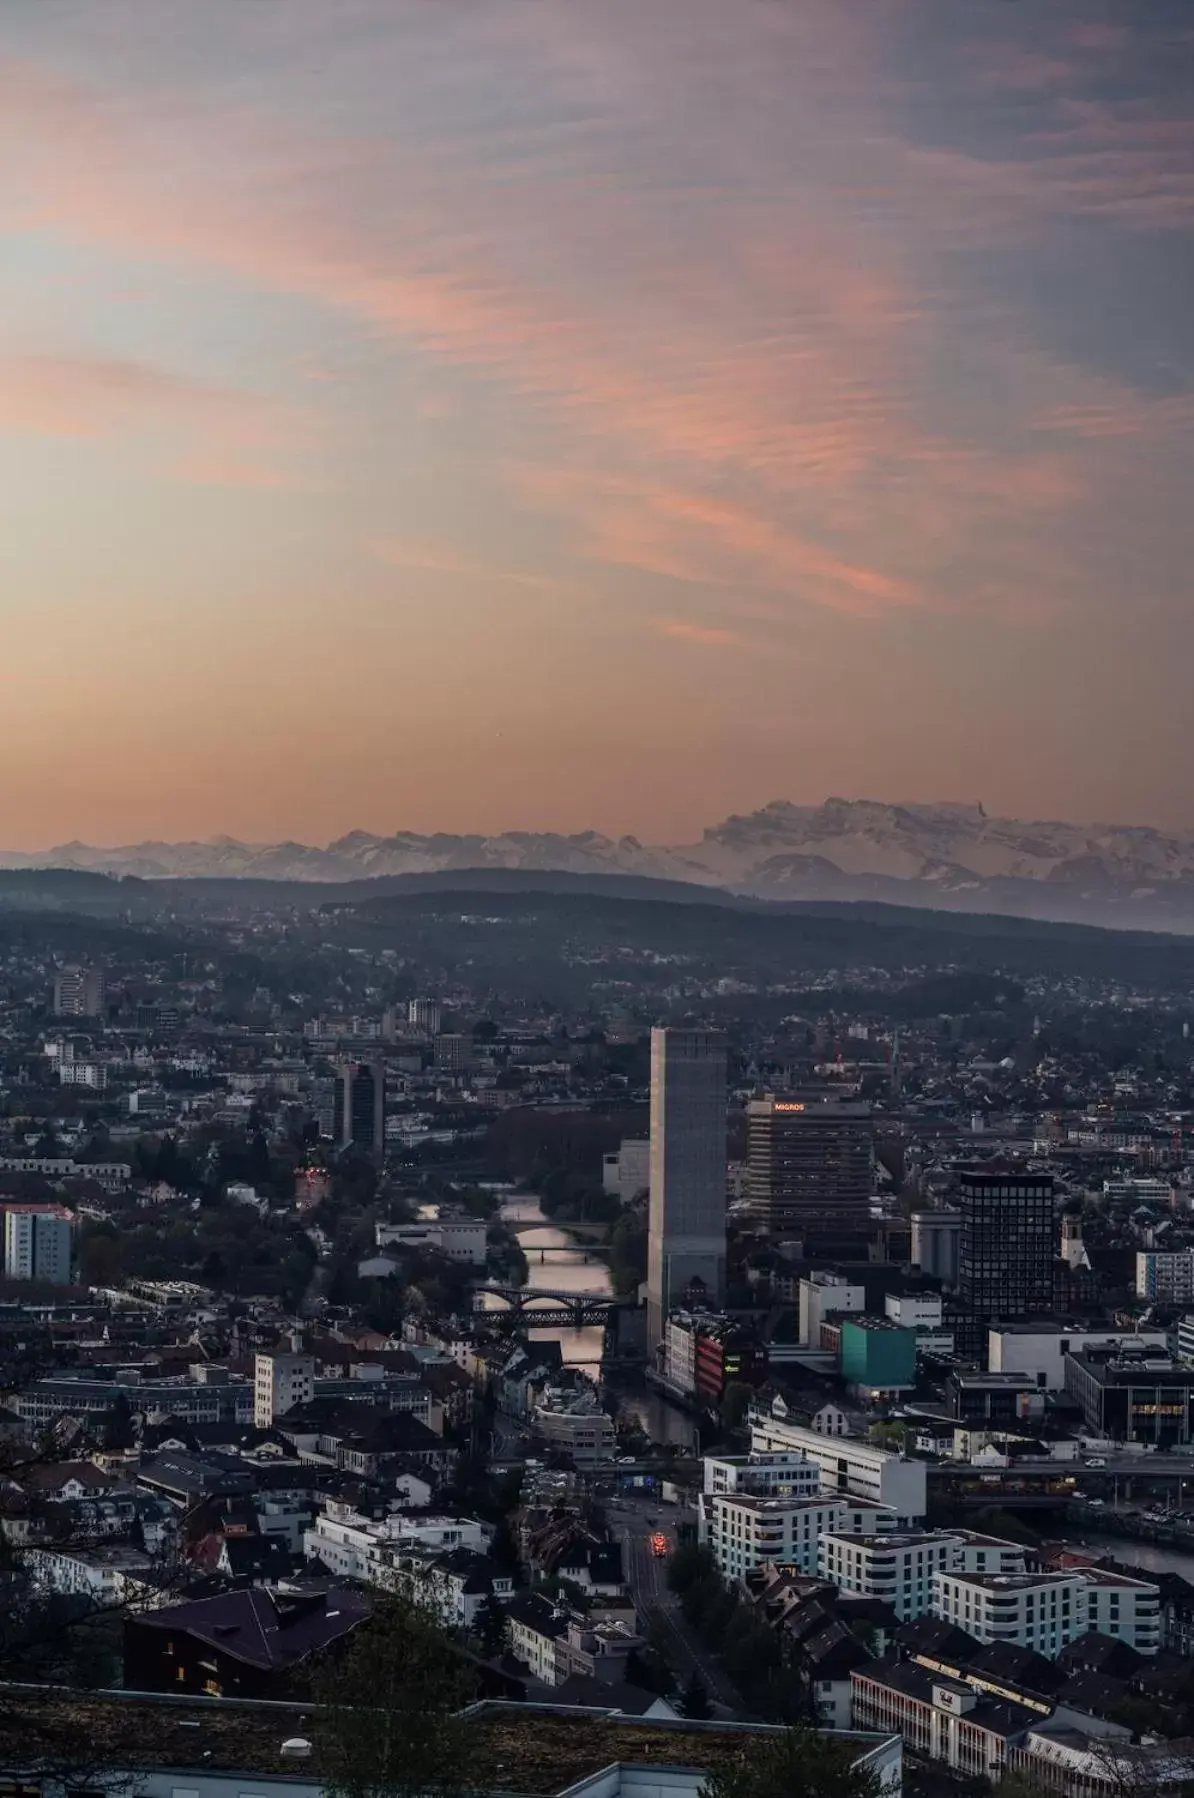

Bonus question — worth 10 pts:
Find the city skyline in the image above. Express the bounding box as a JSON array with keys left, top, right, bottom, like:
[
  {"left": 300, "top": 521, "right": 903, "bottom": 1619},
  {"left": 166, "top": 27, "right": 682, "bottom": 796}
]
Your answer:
[{"left": 3, "top": 2, "right": 1192, "bottom": 846}]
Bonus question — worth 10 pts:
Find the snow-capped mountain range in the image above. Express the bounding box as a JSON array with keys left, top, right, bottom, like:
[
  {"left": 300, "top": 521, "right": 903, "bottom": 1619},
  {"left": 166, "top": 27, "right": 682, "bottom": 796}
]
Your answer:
[{"left": 5, "top": 799, "right": 1194, "bottom": 924}]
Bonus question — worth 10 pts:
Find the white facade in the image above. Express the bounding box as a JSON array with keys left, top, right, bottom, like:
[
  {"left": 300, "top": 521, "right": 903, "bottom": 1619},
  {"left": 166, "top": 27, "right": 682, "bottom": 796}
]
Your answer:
[
  {"left": 799, "top": 1273, "right": 866, "bottom": 1347},
  {"left": 1136, "top": 1250, "right": 1194, "bottom": 1301},
  {"left": 4, "top": 1206, "right": 72, "bottom": 1284},
  {"left": 884, "top": 1293, "right": 943, "bottom": 1331},
  {"left": 253, "top": 1346, "right": 315, "bottom": 1427},
  {"left": 705, "top": 1494, "right": 846, "bottom": 1581},
  {"left": 603, "top": 1139, "right": 651, "bottom": 1203},
  {"left": 703, "top": 1451, "right": 822, "bottom": 1499},
  {"left": 532, "top": 1403, "right": 616, "bottom": 1464},
  {"left": 25, "top": 1545, "right": 157, "bottom": 1607},
  {"left": 989, "top": 1324, "right": 1169, "bottom": 1390},
  {"left": 750, "top": 1407, "right": 927, "bottom": 1524},
  {"left": 304, "top": 1501, "right": 489, "bottom": 1587},
  {"left": 646, "top": 1029, "right": 727, "bottom": 1346},
  {"left": 58, "top": 1060, "right": 107, "bottom": 1090},
  {"left": 820, "top": 1533, "right": 964, "bottom": 1622},
  {"left": 375, "top": 1213, "right": 489, "bottom": 1266},
  {"left": 932, "top": 1569, "right": 1161, "bottom": 1658}
]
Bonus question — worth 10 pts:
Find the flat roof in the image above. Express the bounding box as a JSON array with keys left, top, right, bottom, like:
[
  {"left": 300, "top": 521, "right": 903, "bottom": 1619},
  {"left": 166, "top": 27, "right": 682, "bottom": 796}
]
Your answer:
[{"left": 0, "top": 1692, "right": 894, "bottom": 1793}]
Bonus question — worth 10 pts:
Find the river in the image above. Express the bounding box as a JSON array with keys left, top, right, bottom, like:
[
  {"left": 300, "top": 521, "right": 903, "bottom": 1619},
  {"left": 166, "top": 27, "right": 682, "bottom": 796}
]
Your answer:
[
  {"left": 1073, "top": 1534, "right": 1194, "bottom": 1583},
  {"left": 491, "top": 1195, "right": 697, "bottom": 1450}
]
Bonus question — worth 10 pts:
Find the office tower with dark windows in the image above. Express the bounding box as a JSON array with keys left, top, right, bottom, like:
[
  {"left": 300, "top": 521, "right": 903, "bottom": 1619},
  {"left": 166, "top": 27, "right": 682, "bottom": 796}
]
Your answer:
[
  {"left": 338, "top": 1061, "right": 386, "bottom": 1159},
  {"left": 746, "top": 1095, "right": 873, "bottom": 1240},
  {"left": 646, "top": 1028, "right": 727, "bottom": 1349},
  {"left": 958, "top": 1163, "right": 1056, "bottom": 1333}
]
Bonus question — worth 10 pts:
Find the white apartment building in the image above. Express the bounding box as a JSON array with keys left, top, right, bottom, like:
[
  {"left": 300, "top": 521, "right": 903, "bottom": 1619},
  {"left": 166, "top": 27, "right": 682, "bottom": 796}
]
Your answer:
[
  {"left": 254, "top": 1343, "right": 316, "bottom": 1427},
  {"left": 932, "top": 1569, "right": 1161, "bottom": 1658},
  {"left": 0, "top": 1157, "right": 129, "bottom": 1191},
  {"left": 703, "top": 1452, "right": 823, "bottom": 1498},
  {"left": 303, "top": 1500, "right": 490, "bottom": 1588},
  {"left": 989, "top": 1324, "right": 1169, "bottom": 1391},
  {"left": 375, "top": 1213, "right": 489, "bottom": 1265},
  {"left": 1136, "top": 1250, "right": 1194, "bottom": 1302},
  {"left": 750, "top": 1406, "right": 927, "bottom": 1524},
  {"left": 57, "top": 1060, "right": 107, "bottom": 1090},
  {"left": 25, "top": 1545, "right": 158, "bottom": 1608},
  {"left": 820, "top": 1534, "right": 965, "bottom": 1623},
  {"left": 704, "top": 1494, "right": 847, "bottom": 1581},
  {"left": 4, "top": 1205, "right": 72, "bottom": 1284}
]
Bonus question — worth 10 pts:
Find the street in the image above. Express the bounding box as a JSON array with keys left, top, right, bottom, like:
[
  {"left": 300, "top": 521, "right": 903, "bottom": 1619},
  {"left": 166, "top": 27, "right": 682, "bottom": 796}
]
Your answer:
[{"left": 607, "top": 1489, "right": 743, "bottom": 1714}]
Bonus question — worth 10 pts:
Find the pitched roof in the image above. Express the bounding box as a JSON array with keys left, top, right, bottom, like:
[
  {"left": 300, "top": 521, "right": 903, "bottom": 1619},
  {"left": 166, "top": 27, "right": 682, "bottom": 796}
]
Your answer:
[{"left": 134, "top": 1587, "right": 370, "bottom": 1671}]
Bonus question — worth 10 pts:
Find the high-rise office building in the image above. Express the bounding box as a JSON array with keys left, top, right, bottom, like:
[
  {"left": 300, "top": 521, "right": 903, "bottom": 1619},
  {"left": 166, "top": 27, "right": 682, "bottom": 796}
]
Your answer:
[
  {"left": 338, "top": 1061, "right": 386, "bottom": 1158},
  {"left": 52, "top": 966, "right": 106, "bottom": 1018},
  {"left": 409, "top": 998, "right": 443, "bottom": 1035},
  {"left": 746, "top": 1095, "right": 873, "bottom": 1239},
  {"left": 958, "top": 1164, "right": 1055, "bottom": 1330},
  {"left": 646, "top": 1028, "right": 727, "bottom": 1349},
  {"left": 4, "top": 1204, "right": 73, "bottom": 1284}
]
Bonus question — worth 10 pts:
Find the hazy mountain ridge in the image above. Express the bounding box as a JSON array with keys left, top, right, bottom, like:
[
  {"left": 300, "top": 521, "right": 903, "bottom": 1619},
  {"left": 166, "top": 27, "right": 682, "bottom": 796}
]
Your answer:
[{"left": 6, "top": 798, "right": 1194, "bottom": 923}]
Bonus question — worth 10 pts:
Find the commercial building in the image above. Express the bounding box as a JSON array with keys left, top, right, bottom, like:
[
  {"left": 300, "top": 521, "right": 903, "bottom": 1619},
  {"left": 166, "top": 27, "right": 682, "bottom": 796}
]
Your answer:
[
  {"left": 749, "top": 1404, "right": 926, "bottom": 1524},
  {"left": 408, "top": 998, "right": 443, "bottom": 1034},
  {"left": 662, "top": 1310, "right": 767, "bottom": 1402},
  {"left": 3, "top": 1204, "right": 72, "bottom": 1284},
  {"left": 254, "top": 1341, "right": 316, "bottom": 1427},
  {"left": 646, "top": 1028, "right": 727, "bottom": 1347},
  {"left": 375, "top": 1211, "right": 489, "bottom": 1266},
  {"left": 52, "top": 965, "right": 106, "bottom": 1017},
  {"left": 1064, "top": 1345, "right": 1194, "bottom": 1447},
  {"left": 703, "top": 1451, "right": 823, "bottom": 1500},
  {"left": 988, "top": 1323, "right": 1169, "bottom": 1392},
  {"left": 840, "top": 1317, "right": 917, "bottom": 1399},
  {"left": 746, "top": 1095, "right": 872, "bottom": 1240},
  {"left": 958, "top": 1165, "right": 1056, "bottom": 1333},
  {"left": 911, "top": 1210, "right": 962, "bottom": 1286},
  {"left": 799, "top": 1271, "right": 866, "bottom": 1348},
  {"left": 338, "top": 1060, "right": 386, "bottom": 1157},
  {"left": 932, "top": 1567, "right": 1161, "bottom": 1657},
  {"left": 433, "top": 1033, "right": 472, "bottom": 1072}
]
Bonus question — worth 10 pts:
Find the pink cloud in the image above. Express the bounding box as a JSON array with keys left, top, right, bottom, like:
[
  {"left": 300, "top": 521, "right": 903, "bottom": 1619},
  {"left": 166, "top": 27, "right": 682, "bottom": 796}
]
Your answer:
[{"left": 656, "top": 618, "right": 740, "bottom": 648}]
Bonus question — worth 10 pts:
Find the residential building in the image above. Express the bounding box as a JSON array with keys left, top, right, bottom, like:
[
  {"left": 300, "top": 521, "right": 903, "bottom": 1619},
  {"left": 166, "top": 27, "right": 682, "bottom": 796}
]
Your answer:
[
  {"left": 703, "top": 1451, "right": 823, "bottom": 1499},
  {"left": 3, "top": 1203, "right": 72, "bottom": 1284},
  {"left": 820, "top": 1534, "right": 966, "bottom": 1623},
  {"left": 747, "top": 1095, "right": 872, "bottom": 1240},
  {"left": 254, "top": 1340, "right": 316, "bottom": 1428},
  {"left": 52, "top": 965, "right": 106, "bottom": 1017},
  {"left": 932, "top": 1569, "right": 1161, "bottom": 1658},
  {"left": 958, "top": 1165, "right": 1056, "bottom": 1333},
  {"left": 750, "top": 1404, "right": 927, "bottom": 1524},
  {"left": 57, "top": 1059, "right": 107, "bottom": 1090},
  {"left": 532, "top": 1394, "right": 616, "bottom": 1464},
  {"left": 705, "top": 1493, "right": 846, "bottom": 1581},
  {"left": 303, "top": 1500, "right": 491, "bottom": 1588},
  {"left": 646, "top": 1028, "right": 727, "bottom": 1347},
  {"left": 339, "top": 1060, "right": 386, "bottom": 1157},
  {"left": 124, "top": 1587, "right": 370, "bottom": 1698},
  {"left": 663, "top": 1310, "right": 766, "bottom": 1401},
  {"left": 1135, "top": 1249, "right": 1194, "bottom": 1302}
]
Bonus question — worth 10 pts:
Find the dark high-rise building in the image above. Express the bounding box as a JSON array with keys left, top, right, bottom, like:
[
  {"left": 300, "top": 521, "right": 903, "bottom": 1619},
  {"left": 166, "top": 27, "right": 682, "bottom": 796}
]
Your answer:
[
  {"left": 958, "top": 1163, "right": 1055, "bottom": 1332},
  {"left": 338, "top": 1061, "right": 386, "bottom": 1158},
  {"left": 647, "top": 1028, "right": 727, "bottom": 1349},
  {"left": 746, "top": 1095, "right": 873, "bottom": 1239}
]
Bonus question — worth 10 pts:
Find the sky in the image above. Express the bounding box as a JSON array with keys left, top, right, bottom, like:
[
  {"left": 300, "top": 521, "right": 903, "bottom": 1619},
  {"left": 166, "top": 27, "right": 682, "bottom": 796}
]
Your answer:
[{"left": 2, "top": 0, "right": 1192, "bottom": 849}]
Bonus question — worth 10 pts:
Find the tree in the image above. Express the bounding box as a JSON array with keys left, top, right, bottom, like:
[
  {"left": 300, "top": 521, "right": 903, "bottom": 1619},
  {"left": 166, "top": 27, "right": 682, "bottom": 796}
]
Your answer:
[
  {"left": 680, "top": 1672, "right": 713, "bottom": 1719},
  {"left": 315, "top": 1594, "right": 479, "bottom": 1798},
  {"left": 474, "top": 1593, "right": 509, "bottom": 1657},
  {"left": 700, "top": 1725, "right": 883, "bottom": 1798}
]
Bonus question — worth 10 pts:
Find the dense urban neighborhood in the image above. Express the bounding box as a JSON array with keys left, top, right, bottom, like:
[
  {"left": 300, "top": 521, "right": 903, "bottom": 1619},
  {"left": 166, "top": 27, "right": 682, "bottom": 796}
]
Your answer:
[{"left": 5, "top": 872, "right": 1194, "bottom": 1797}]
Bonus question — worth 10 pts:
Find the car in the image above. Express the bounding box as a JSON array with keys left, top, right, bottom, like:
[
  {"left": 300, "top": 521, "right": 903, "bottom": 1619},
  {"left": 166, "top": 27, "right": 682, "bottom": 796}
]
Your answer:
[{"left": 651, "top": 1532, "right": 669, "bottom": 1557}]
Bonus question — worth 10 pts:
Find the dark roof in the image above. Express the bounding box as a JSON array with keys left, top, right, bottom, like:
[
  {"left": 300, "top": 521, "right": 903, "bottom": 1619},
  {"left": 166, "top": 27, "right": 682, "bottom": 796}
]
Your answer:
[
  {"left": 1057, "top": 1670, "right": 1131, "bottom": 1719},
  {"left": 132, "top": 1586, "right": 370, "bottom": 1670},
  {"left": 801, "top": 1619, "right": 873, "bottom": 1678},
  {"left": 895, "top": 1615, "right": 980, "bottom": 1662},
  {"left": 855, "top": 1655, "right": 1038, "bottom": 1741},
  {"left": 221, "top": 1536, "right": 295, "bottom": 1581},
  {"left": 965, "top": 1639, "right": 1067, "bottom": 1696},
  {"left": 507, "top": 1590, "right": 570, "bottom": 1639},
  {"left": 1057, "top": 1631, "right": 1144, "bottom": 1680},
  {"left": 136, "top": 1452, "right": 257, "bottom": 1501}
]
